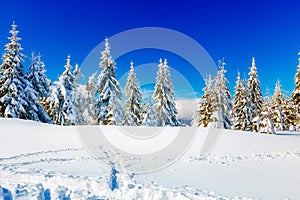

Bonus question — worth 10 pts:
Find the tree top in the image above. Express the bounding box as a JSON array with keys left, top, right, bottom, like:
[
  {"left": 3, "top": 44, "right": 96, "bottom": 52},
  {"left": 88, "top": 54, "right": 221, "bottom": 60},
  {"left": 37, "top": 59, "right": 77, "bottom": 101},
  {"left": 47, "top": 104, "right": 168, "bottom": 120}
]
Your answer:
[
  {"left": 164, "top": 58, "right": 168, "bottom": 65},
  {"left": 159, "top": 58, "right": 163, "bottom": 65},
  {"left": 252, "top": 57, "right": 256, "bottom": 67}
]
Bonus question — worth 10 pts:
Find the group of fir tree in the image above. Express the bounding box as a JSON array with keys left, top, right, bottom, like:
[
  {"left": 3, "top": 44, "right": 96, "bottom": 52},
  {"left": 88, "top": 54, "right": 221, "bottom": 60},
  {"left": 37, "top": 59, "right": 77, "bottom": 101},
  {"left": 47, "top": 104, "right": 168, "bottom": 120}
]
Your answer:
[
  {"left": 2, "top": 22, "right": 300, "bottom": 131},
  {"left": 194, "top": 57, "right": 300, "bottom": 134},
  {"left": 94, "top": 38, "right": 180, "bottom": 126},
  {"left": 0, "top": 23, "right": 181, "bottom": 127},
  {"left": 0, "top": 23, "right": 51, "bottom": 123}
]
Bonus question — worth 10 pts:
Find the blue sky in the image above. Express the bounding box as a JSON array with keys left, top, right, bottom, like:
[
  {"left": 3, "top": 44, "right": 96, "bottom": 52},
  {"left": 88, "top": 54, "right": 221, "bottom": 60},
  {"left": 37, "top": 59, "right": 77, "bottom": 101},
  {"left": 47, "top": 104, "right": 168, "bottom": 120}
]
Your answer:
[{"left": 0, "top": 0, "right": 300, "bottom": 98}]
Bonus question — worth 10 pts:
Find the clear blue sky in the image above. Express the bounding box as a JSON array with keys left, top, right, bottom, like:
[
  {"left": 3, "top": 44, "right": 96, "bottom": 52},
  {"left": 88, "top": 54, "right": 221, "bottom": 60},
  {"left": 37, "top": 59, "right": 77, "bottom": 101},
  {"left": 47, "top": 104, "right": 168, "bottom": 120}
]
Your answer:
[{"left": 0, "top": 0, "right": 300, "bottom": 98}]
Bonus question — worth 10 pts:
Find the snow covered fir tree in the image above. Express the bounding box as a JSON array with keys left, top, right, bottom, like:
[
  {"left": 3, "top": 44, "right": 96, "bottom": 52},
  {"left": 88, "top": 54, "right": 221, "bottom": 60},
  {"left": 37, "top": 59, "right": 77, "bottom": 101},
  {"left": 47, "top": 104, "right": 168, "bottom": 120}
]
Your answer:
[
  {"left": 194, "top": 60, "right": 233, "bottom": 129},
  {"left": 210, "top": 59, "right": 232, "bottom": 129},
  {"left": 232, "top": 72, "right": 251, "bottom": 130},
  {"left": 141, "top": 101, "right": 158, "bottom": 126},
  {"left": 252, "top": 106, "right": 275, "bottom": 134},
  {"left": 123, "top": 61, "right": 143, "bottom": 126},
  {"left": 193, "top": 74, "right": 214, "bottom": 127},
  {"left": 85, "top": 72, "right": 98, "bottom": 123},
  {"left": 27, "top": 52, "right": 51, "bottom": 101},
  {"left": 44, "top": 55, "right": 84, "bottom": 125},
  {"left": 94, "top": 38, "right": 123, "bottom": 125},
  {"left": 247, "top": 57, "right": 264, "bottom": 130},
  {"left": 270, "top": 80, "right": 286, "bottom": 131},
  {"left": 152, "top": 59, "right": 180, "bottom": 126},
  {"left": 291, "top": 52, "right": 300, "bottom": 130},
  {"left": 0, "top": 22, "right": 51, "bottom": 123},
  {"left": 72, "top": 63, "right": 90, "bottom": 123}
]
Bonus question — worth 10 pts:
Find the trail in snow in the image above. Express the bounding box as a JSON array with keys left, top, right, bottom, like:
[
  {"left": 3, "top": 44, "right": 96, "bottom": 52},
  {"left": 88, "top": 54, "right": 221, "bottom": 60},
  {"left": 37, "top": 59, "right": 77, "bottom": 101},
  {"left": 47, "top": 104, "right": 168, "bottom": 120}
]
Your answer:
[
  {"left": 0, "top": 148, "right": 252, "bottom": 200},
  {"left": 183, "top": 151, "right": 300, "bottom": 165},
  {"left": 0, "top": 148, "right": 81, "bottom": 162}
]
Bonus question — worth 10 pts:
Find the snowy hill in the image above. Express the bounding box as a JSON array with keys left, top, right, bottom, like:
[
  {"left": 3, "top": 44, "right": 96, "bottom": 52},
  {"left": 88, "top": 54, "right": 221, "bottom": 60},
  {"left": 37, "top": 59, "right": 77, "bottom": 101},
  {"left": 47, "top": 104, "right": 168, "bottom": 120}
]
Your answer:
[{"left": 1, "top": 118, "right": 300, "bottom": 199}]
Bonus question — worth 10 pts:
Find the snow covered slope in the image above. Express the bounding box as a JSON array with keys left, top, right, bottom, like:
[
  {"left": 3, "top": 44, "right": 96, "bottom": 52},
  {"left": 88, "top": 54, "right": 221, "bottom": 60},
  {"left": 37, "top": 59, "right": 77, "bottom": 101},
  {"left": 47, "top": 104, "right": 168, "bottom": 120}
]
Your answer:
[{"left": 0, "top": 118, "right": 300, "bottom": 199}]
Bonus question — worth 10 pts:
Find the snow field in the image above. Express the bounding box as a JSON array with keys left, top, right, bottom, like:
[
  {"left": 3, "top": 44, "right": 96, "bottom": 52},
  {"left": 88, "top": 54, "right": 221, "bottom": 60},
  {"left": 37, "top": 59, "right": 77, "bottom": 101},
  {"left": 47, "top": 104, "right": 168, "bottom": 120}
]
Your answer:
[{"left": 1, "top": 119, "right": 300, "bottom": 199}]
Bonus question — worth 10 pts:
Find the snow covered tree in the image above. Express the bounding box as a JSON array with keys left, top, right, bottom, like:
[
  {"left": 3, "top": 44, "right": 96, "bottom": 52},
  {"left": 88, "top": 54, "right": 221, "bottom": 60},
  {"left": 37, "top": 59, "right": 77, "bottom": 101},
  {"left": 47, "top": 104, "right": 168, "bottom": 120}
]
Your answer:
[
  {"left": 45, "top": 55, "right": 84, "bottom": 125},
  {"left": 72, "top": 64, "right": 88, "bottom": 124},
  {"left": 252, "top": 106, "right": 275, "bottom": 134},
  {"left": 210, "top": 59, "right": 232, "bottom": 129},
  {"left": 0, "top": 22, "right": 28, "bottom": 119},
  {"left": 0, "top": 22, "right": 51, "bottom": 123},
  {"left": 74, "top": 63, "right": 83, "bottom": 87},
  {"left": 152, "top": 59, "right": 180, "bottom": 126},
  {"left": 264, "top": 86, "right": 272, "bottom": 107},
  {"left": 44, "top": 84, "right": 65, "bottom": 125},
  {"left": 123, "top": 61, "right": 143, "bottom": 126},
  {"left": 193, "top": 74, "right": 214, "bottom": 127},
  {"left": 73, "top": 85, "right": 90, "bottom": 125},
  {"left": 243, "top": 73, "right": 250, "bottom": 102},
  {"left": 85, "top": 72, "right": 98, "bottom": 122},
  {"left": 24, "top": 80, "right": 52, "bottom": 123},
  {"left": 247, "top": 57, "right": 263, "bottom": 129},
  {"left": 59, "top": 55, "right": 76, "bottom": 91},
  {"left": 232, "top": 72, "right": 251, "bottom": 130},
  {"left": 141, "top": 101, "right": 158, "bottom": 126},
  {"left": 282, "top": 96, "right": 297, "bottom": 131},
  {"left": 27, "top": 52, "right": 51, "bottom": 101},
  {"left": 291, "top": 52, "right": 300, "bottom": 130},
  {"left": 94, "top": 38, "right": 123, "bottom": 125},
  {"left": 162, "top": 59, "right": 180, "bottom": 126},
  {"left": 270, "top": 80, "right": 286, "bottom": 131},
  {"left": 87, "top": 72, "right": 98, "bottom": 96},
  {"left": 73, "top": 63, "right": 83, "bottom": 84}
]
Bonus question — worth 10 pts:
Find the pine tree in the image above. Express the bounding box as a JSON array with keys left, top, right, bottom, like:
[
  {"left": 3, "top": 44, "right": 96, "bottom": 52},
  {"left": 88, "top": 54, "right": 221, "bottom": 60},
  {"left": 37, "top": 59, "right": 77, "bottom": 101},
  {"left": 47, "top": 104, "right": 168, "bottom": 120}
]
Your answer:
[
  {"left": 44, "top": 84, "right": 64, "bottom": 125},
  {"left": 162, "top": 59, "right": 180, "bottom": 126},
  {"left": 45, "top": 55, "right": 83, "bottom": 125},
  {"left": 94, "top": 38, "right": 123, "bottom": 125},
  {"left": 232, "top": 71, "right": 251, "bottom": 130},
  {"left": 87, "top": 72, "right": 98, "bottom": 96},
  {"left": 152, "top": 59, "right": 180, "bottom": 126},
  {"left": 211, "top": 59, "right": 232, "bottom": 129},
  {"left": 60, "top": 55, "right": 76, "bottom": 91},
  {"left": 24, "top": 80, "right": 52, "bottom": 123},
  {"left": 86, "top": 72, "right": 97, "bottom": 121},
  {"left": 0, "top": 22, "right": 51, "bottom": 123},
  {"left": 141, "top": 101, "right": 158, "bottom": 126},
  {"left": 73, "top": 63, "right": 83, "bottom": 84},
  {"left": 270, "top": 80, "right": 286, "bottom": 131},
  {"left": 282, "top": 96, "right": 297, "bottom": 131},
  {"left": 242, "top": 73, "right": 252, "bottom": 130},
  {"left": 291, "top": 52, "right": 300, "bottom": 130},
  {"left": 264, "top": 86, "right": 272, "bottom": 107},
  {"left": 193, "top": 74, "right": 214, "bottom": 127},
  {"left": 123, "top": 61, "right": 143, "bottom": 126},
  {"left": 252, "top": 105, "right": 275, "bottom": 134},
  {"left": 248, "top": 57, "right": 263, "bottom": 129},
  {"left": 72, "top": 64, "right": 88, "bottom": 124},
  {"left": 0, "top": 22, "right": 28, "bottom": 119},
  {"left": 27, "top": 52, "right": 51, "bottom": 100}
]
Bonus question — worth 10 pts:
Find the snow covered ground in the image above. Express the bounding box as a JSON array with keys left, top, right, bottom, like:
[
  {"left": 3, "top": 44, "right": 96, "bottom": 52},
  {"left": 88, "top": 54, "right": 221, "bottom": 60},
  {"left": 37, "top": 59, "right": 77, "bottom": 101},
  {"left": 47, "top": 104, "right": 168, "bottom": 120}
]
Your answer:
[{"left": 0, "top": 118, "right": 300, "bottom": 199}]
